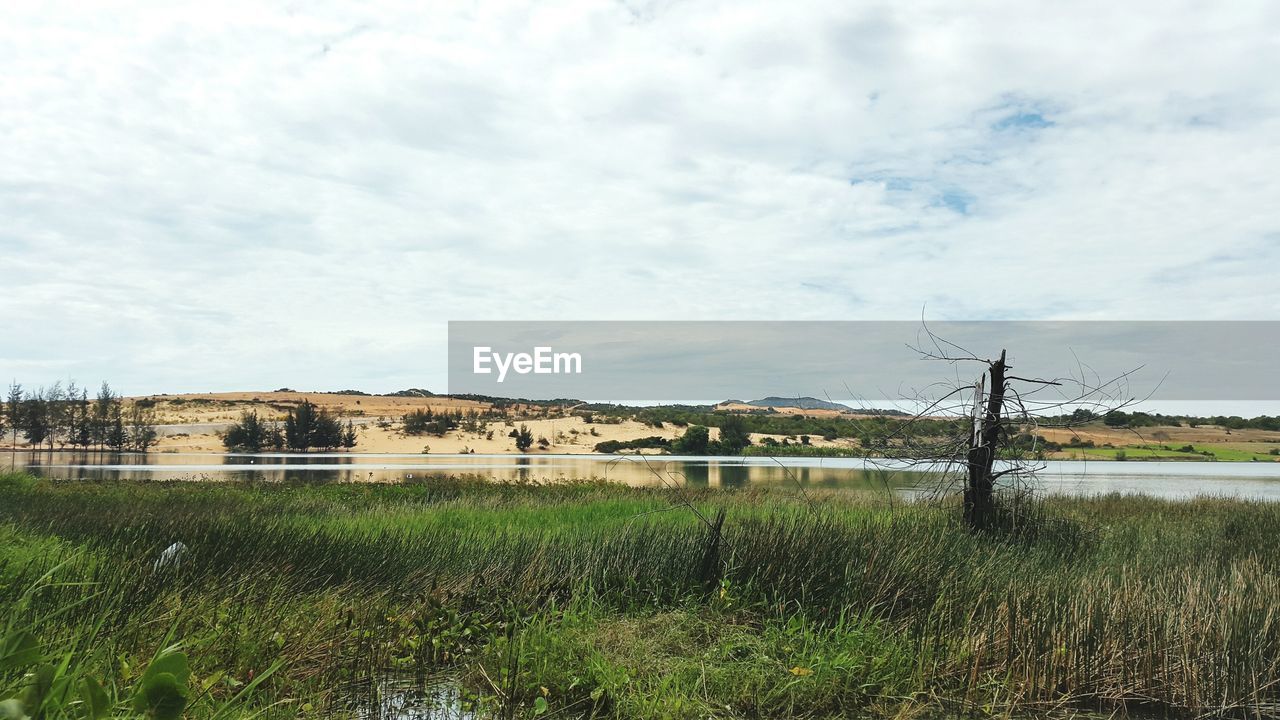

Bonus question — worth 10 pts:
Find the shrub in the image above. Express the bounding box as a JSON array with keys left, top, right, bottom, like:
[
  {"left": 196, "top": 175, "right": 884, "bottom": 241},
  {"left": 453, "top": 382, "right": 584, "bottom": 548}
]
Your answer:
[
  {"left": 222, "top": 411, "right": 280, "bottom": 452},
  {"left": 593, "top": 436, "right": 671, "bottom": 453},
  {"left": 511, "top": 424, "right": 534, "bottom": 451},
  {"left": 672, "top": 426, "right": 710, "bottom": 455}
]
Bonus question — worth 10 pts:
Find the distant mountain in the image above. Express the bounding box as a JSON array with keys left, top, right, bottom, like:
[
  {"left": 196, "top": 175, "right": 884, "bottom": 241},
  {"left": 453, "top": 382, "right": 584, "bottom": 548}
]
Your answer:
[{"left": 744, "top": 396, "right": 855, "bottom": 412}]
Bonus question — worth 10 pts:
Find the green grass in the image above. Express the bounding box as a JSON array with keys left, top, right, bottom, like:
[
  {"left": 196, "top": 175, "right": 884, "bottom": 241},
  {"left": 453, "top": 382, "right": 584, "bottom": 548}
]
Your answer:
[
  {"left": 2, "top": 472, "right": 1279, "bottom": 718},
  {"left": 1066, "top": 444, "right": 1280, "bottom": 461}
]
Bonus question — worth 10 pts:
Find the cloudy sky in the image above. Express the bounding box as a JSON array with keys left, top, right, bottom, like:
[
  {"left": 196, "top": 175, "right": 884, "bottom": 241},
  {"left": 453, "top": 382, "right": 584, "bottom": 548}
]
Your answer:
[{"left": 2, "top": 0, "right": 1278, "bottom": 395}]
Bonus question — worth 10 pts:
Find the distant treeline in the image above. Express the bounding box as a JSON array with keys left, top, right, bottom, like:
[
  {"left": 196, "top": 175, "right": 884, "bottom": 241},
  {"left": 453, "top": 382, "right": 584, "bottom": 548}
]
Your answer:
[
  {"left": 585, "top": 405, "right": 1280, "bottom": 440},
  {"left": 223, "top": 401, "right": 358, "bottom": 452},
  {"left": 1040, "top": 408, "right": 1280, "bottom": 431},
  {"left": 1097, "top": 410, "right": 1280, "bottom": 431},
  {"left": 1, "top": 381, "right": 157, "bottom": 452}
]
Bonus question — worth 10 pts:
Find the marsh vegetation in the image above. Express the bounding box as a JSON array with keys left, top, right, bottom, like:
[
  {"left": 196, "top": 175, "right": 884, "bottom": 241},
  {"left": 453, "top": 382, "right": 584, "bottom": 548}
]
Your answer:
[{"left": 2, "top": 473, "right": 1278, "bottom": 718}]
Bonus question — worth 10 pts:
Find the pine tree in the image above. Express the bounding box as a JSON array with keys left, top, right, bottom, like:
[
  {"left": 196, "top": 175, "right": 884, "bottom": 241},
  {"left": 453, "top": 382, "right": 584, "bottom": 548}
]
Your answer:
[
  {"left": 3, "top": 382, "right": 16, "bottom": 469},
  {"left": 513, "top": 424, "right": 534, "bottom": 451},
  {"left": 92, "top": 383, "right": 115, "bottom": 451},
  {"left": 22, "top": 388, "right": 50, "bottom": 449},
  {"left": 224, "top": 411, "right": 269, "bottom": 452},
  {"left": 106, "top": 400, "right": 127, "bottom": 452},
  {"left": 128, "top": 402, "right": 158, "bottom": 452},
  {"left": 284, "top": 400, "right": 343, "bottom": 451},
  {"left": 70, "top": 387, "right": 91, "bottom": 449},
  {"left": 45, "top": 382, "right": 64, "bottom": 450}
]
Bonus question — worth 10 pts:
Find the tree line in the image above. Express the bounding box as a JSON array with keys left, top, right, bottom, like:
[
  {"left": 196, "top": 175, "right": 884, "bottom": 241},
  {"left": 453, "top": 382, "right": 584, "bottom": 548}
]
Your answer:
[
  {"left": 1, "top": 381, "right": 158, "bottom": 452},
  {"left": 1094, "top": 409, "right": 1280, "bottom": 431},
  {"left": 222, "top": 401, "right": 357, "bottom": 452},
  {"left": 592, "top": 418, "right": 754, "bottom": 455}
]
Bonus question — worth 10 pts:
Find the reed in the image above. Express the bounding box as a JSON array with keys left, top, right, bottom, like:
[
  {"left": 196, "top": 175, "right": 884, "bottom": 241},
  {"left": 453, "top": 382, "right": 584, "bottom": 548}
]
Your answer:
[{"left": 1, "top": 472, "right": 1277, "bottom": 718}]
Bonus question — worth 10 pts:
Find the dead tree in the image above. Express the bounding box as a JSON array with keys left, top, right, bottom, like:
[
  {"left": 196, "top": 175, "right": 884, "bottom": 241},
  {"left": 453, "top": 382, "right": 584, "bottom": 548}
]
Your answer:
[
  {"left": 964, "top": 349, "right": 1006, "bottom": 530},
  {"left": 853, "top": 326, "right": 1148, "bottom": 532}
]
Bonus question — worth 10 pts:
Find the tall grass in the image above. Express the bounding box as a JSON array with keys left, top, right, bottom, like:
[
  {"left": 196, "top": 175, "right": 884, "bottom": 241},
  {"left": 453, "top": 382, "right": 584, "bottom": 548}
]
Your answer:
[{"left": 2, "top": 472, "right": 1278, "bottom": 717}]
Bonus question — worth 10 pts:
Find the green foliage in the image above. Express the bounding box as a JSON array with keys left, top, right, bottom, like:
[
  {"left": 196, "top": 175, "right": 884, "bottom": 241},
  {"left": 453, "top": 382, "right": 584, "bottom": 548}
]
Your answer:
[
  {"left": 0, "top": 381, "right": 161, "bottom": 452},
  {"left": 284, "top": 400, "right": 343, "bottom": 451},
  {"left": 222, "top": 411, "right": 280, "bottom": 452},
  {"left": 3, "top": 475, "right": 1280, "bottom": 717},
  {"left": 1104, "top": 410, "right": 1130, "bottom": 427},
  {"left": 132, "top": 650, "right": 191, "bottom": 720},
  {"left": 0, "top": 631, "right": 39, "bottom": 671},
  {"left": 79, "top": 677, "right": 109, "bottom": 720},
  {"left": 402, "top": 408, "right": 462, "bottom": 436},
  {"left": 511, "top": 424, "right": 534, "bottom": 451},
  {"left": 741, "top": 444, "right": 861, "bottom": 457},
  {"left": 593, "top": 436, "right": 670, "bottom": 453},
  {"left": 713, "top": 414, "right": 751, "bottom": 455},
  {"left": 671, "top": 425, "right": 709, "bottom": 455},
  {"left": 476, "top": 603, "right": 914, "bottom": 718},
  {"left": 128, "top": 402, "right": 160, "bottom": 453}
]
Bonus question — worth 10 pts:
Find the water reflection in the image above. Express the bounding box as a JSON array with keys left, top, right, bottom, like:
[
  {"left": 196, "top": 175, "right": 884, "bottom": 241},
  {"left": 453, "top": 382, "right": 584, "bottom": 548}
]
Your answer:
[
  {"left": 7, "top": 451, "right": 1280, "bottom": 500},
  {"left": 341, "top": 675, "right": 471, "bottom": 720}
]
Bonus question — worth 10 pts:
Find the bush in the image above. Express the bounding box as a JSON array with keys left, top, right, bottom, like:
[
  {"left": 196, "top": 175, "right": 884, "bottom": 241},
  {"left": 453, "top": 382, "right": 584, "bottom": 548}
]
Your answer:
[
  {"left": 222, "top": 411, "right": 281, "bottom": 452},
  {"left": 716, "top": 415, "right": 752, "bottom": 455},
  {"left": 403, "top": 408, "right": 460, "bottom": 436},
  {"left": 593, "top": 436, "right": 671, "bottom": 454},
  {"left": 672, "top": 426, "right": 710, "bottom": 455},
  {"left": 284, "top": 400, "right": 343, "bottom": 451},
  {"left": 511, "top": 424, "right": 534, "bottom": 451}
]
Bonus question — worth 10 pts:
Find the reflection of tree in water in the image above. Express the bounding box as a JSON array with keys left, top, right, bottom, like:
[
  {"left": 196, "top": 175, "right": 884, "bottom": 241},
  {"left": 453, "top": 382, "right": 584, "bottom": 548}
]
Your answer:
[
  {"left": 716, "top": 462, "right": 749, "bottom": 489},
  {"left": 682, "top": 462, "right": 710, "bottom": 488},
  {"left": 792, "top": 466, "right": 813, "bottom": 487},
  {"left": 0, "top": 453, "right": 1048, "bottom": 496}
]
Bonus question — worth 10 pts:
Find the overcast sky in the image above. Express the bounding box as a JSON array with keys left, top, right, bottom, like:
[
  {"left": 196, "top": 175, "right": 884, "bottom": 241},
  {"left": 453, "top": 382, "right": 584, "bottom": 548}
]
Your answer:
[{"left": 2, "top": 0, "right": 1278, "bottom": 396}]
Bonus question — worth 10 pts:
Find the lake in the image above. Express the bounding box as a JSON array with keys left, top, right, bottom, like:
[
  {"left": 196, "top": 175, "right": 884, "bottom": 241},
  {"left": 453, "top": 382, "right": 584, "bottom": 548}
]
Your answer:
[{"left": 8, "top": 451, "right": 1280, "bottom": 500}]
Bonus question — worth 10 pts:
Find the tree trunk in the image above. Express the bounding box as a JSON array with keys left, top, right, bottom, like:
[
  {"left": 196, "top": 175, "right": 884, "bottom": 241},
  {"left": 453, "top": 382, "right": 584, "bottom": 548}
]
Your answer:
[{"left": 965, "top": 349, "right": 1007, "bottom": 530}]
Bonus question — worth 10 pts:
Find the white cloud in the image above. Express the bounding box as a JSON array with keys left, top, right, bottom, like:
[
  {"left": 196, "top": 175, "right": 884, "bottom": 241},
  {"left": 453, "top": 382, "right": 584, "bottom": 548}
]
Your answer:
[{"left": 1, "top": 0, "right": 1277, "bottom": 393}]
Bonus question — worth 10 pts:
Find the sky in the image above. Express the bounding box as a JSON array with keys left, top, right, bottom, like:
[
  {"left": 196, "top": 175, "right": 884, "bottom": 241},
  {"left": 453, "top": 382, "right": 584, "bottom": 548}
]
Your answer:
[{"left": 2, "top": 0, "right": 1278, "bottom": 398}]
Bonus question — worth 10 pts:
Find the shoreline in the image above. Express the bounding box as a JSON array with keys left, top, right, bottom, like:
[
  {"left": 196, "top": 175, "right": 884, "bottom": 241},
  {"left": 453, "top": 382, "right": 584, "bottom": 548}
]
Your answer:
[
  {"left": 2, "top": 390, "right": 1278, "bottom": 462},
  {"left": 2, "top": 446, "right": 1278, "bottom": 463}
]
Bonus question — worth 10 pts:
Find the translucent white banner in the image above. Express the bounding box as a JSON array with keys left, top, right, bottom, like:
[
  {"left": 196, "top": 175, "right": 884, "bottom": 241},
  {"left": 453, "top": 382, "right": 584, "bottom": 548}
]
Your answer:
[{"left": 447, "top": 321, "right": 1280, "bottom": 402}]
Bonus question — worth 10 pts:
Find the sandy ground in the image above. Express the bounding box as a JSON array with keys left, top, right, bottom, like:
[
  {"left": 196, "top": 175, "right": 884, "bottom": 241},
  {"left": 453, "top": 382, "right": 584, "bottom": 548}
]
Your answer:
[
  {"left": 146, "top": 391, "right": 489, "bottom": 425},
  {"left": 129, "top": 392, "right": 860, "bottom": 454},
  {"left": 146, "top": 417, "right": 856, "bottom": 454}
]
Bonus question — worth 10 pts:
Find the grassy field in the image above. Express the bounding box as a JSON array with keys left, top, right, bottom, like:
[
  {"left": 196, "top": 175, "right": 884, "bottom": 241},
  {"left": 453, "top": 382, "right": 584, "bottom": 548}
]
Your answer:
[
  {"left": 1062, "top": 443, "right": 1280, "bottom": 462},
  {"left": 1, "top": 473, "right": 1279, "bottom": 718}
]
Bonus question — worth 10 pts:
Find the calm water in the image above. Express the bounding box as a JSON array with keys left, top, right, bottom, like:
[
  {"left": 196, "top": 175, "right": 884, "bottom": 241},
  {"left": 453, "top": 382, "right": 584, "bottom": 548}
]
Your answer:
[
  {"left": 341, "top": 674, "right": 470, "bottom": 720},
  {"left": 8, "top": 451, "right": 1280, "bottom": 499}
]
